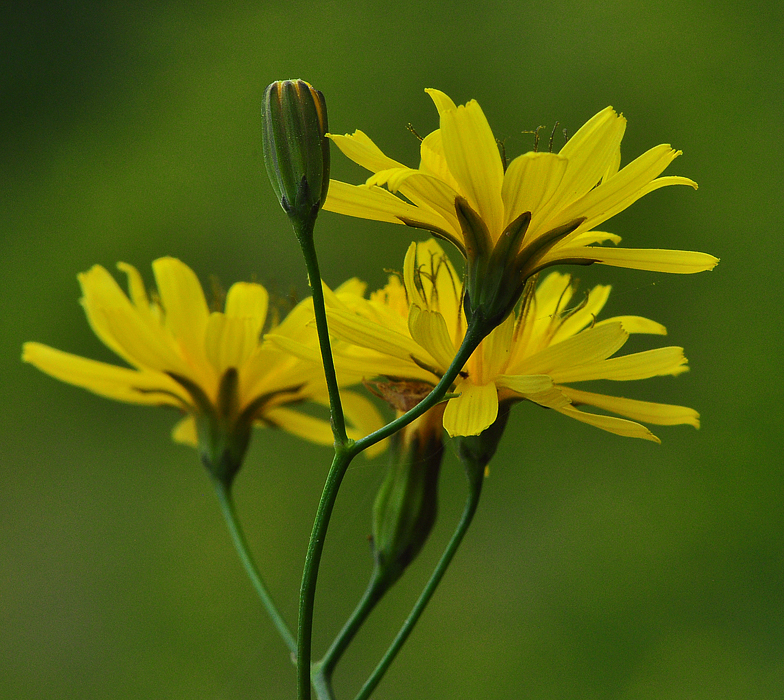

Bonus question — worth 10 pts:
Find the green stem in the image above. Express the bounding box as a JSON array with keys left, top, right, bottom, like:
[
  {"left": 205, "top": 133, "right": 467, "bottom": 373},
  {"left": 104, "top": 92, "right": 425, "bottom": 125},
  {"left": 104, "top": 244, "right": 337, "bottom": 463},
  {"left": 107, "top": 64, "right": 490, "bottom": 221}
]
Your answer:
[
  {"left": 314, "top": 568, "right": 386, "bottom": 686},
  {"left": 296, "top": 317, "right": 488, "bottom": 699},
  {"left": 294, "top": 219, "right": 348, "bottom": 444},
  {"left": 297, "top": 448, "right": 352, "bottom": 699},
  {"left": 353, "top": 471, "right": 484, "bottom": 700},
  {"left": 349, "top": 317, "right": 488, "bottom": 457},
  {"left": 212, "top": 479, "right": 297, "bottom": 656}
]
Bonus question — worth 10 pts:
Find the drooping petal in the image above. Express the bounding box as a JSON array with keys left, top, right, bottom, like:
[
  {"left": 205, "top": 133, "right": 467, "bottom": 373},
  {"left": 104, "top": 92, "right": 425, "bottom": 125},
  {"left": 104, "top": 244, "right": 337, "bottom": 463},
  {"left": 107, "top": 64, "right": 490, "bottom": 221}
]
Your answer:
[
  {"left": 442, "top": 380, "right": 499, "bottom": 437},
  {"left": 555, "top": 405, "right": 661, "bottom": 442},
  {"left": 561, "top": 386, "right": 700, "bottom": 427}
]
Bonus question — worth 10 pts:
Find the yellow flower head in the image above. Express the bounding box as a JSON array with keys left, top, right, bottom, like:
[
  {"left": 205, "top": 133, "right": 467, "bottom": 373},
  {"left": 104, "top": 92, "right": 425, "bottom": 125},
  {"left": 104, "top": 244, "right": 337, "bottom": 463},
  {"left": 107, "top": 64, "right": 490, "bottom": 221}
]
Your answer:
[
  {"left": 324, "top": 89, "right": 718, "bottom": 328},
  {"left": 22, "top": 257, "right": 381, "bottom": 485},
  {"left": 313, "top": 240, "right": 700, "bottom": 442}
]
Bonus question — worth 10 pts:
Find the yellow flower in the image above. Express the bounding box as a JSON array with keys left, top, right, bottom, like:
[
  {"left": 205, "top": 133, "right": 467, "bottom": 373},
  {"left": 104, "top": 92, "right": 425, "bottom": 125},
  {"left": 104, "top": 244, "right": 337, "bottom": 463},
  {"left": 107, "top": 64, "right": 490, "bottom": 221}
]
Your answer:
[
  {"left": 324, "top": 89, "right": 718, "bottom": 327},
  {"left": 22, "top": 257, "right": 382, "bottom": 484},
  {"left": 282, "top": 240, "right": 700, "bottom": 442}
]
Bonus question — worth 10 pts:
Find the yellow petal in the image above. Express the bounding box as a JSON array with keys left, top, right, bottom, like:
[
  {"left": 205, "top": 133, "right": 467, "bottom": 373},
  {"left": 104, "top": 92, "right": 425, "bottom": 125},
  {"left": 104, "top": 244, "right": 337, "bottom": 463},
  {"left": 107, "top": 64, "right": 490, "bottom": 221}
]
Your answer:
[
  {"left": 555, "top": 405, "right": 661, "bottom": 442},
  {"left": 378, "top": 171, "right": 462, "bottom": 234},
  {"left": 117, "top": 262, "right": 152, "bottom": 315},
  {"left": 569, "top": 230, "right": 622, "bottom": 246},
  {"left": 22, "top": 341, "right": 188, "bottom": 407},
  {"left": 443, "top": 381, "right": 499, "bottom": 437},
  {"left": 152, "top": 257, "right": 210, "bottom": 366},
  {"left": 204, "top": 313, "right": 256, "bottom": 375},
  {"left": 408, "top": 305, "right": 456, "bottom": 371},
  {"left": 98, "top": 306, "right": 197, "bottom": 379},
  {"left": 328, "top": 129, "right": 406, "bottom": 172},
  {"left": 546, "top": 246, "right": 720, "bottom": 273},
  {"left": 551, "top": 284, "right": 611, "bottom": 342},
  {"left": 555, "top": 107, "right": 626, "bottom": 204},
  {"left": 323, "top": 180, "right": 453, "bottom": 237},
  {"left": 495, "top": 373, "right": 554, "bottom": 395},
  {"left": 172, "top": 415, "right": 198, "bottom": 446},
  {"left": 438, "top": 98, "right": 505, "bottom": 236},
  {"left": 424, "top": 88, "right": 458, "bottom": 115},
  {"left": 340, "top": 390, "right": 387, "bottom": 457},
  {"left": 561, "top": 387, "right": 700, "bottom": 427},
  {"left": 502, "top": 152, "right": 568, "bottom": 229},
  {"left": 419, "top": 129, "right": 461, "bottom": 192},
  {"left": 265, "top": 406, "right": 335, "bottom": 447},
  {"left": 595, "top": 316, "right": 667, "bottom": 335},
  {"left": 78, "top": 264, "right": 145, "bottom": 364},
  {"left": 549, "top": 346, "right": 687, "bottom": 383},
  {"left": 514, "top": 322, "right": 629, "bottom": 376},
  {"left": 327, "top": 305, "right": 426, "bottom": 363},
  {"left": 555, "top": 145, "right": 689, "bottom": 230},
  {"left": 224, "top": 282, "right": 269, "bottom": 340}
]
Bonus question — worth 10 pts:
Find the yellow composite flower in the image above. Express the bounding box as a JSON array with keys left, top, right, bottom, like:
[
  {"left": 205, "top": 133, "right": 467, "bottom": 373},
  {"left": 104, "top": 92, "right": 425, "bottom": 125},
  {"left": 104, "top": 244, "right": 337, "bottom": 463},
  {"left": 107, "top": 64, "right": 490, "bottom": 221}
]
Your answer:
[
  {"left": 23, "top": 257, "right": 382, "bottom": 481},
  {"left": 323, "top": 89, "right": 718, "bottom": 326},
  {"left": 276, "top": 240, "right": 700, "bottom": 442}
]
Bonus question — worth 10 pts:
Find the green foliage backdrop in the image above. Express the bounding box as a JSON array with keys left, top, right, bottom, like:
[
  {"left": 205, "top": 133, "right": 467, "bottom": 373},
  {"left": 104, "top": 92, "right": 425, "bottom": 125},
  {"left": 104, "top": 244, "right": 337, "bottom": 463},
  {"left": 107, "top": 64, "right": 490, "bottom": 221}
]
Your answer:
[{"left": 3, "top": 1, "right": 782, "bottom": 698}]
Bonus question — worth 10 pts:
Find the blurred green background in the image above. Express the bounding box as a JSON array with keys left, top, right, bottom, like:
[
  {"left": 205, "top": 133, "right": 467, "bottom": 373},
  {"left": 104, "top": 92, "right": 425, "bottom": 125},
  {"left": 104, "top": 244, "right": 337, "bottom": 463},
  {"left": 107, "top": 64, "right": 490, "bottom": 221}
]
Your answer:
[{"left": 3, "top": 1, "right": 782, "bottom": 698}]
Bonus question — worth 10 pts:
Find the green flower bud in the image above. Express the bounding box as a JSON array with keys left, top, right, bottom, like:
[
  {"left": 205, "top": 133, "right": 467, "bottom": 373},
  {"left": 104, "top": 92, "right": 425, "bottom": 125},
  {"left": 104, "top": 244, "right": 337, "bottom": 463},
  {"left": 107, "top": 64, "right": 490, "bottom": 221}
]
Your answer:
[
  {"left": 261, "top": 79, "right": 330, "bottom": 226},
  {"left": 372, "top": 410, "right": 444, "bottom": 587}
]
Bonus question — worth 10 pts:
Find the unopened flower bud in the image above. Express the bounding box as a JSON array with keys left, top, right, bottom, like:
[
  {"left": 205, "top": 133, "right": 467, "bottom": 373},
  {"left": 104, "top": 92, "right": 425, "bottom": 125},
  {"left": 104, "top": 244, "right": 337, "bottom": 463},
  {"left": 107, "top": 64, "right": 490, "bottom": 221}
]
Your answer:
[
  {"left": 261, "top": 79, "right": 330, "bottom": 227},
  {"left": 372, "top": 409, "right": 444, "bottom": 587}
]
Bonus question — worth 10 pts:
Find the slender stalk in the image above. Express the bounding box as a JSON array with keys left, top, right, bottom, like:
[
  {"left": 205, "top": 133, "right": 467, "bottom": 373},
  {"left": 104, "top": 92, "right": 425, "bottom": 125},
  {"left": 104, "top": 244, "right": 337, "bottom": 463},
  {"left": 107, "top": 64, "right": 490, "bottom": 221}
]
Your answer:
[
  {"left": 314, "top": 568, "right": 386, "bottom": 685},
  {"left": 296, "top": 317, "right": 488, "bottom": 699},
  {"left": 297, "top": 448, "right": 352, "bottom": 698},
  {"left": 212, "top": 479, "right": 297, "bottom": 655},
  {"left": 353, "top": 473, "right": 484, "bottom": 700},
  {"left": 294, "top": 219, "right": 348, "bottom": 444}
]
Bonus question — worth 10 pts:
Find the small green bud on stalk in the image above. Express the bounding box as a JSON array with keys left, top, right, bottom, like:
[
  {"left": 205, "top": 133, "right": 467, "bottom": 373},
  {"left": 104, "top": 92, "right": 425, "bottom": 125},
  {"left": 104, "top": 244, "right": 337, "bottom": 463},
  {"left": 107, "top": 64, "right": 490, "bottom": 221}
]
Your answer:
[
  {"left": 372, "top": 409, "right": 445, "bottom": 588},
  {"left": 261, "top": 79, "right": 330, "bottom": 228}
]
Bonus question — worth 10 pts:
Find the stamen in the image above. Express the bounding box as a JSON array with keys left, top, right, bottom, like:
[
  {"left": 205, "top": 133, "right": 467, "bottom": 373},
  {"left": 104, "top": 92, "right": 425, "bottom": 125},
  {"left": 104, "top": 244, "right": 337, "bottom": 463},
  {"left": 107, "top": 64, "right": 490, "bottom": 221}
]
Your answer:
[
  {"left": 548, "top": 122, "right": 560, "bottom": 153},
  {"left": 406, "top": 123, "right": 424, "bottom": 142}
]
